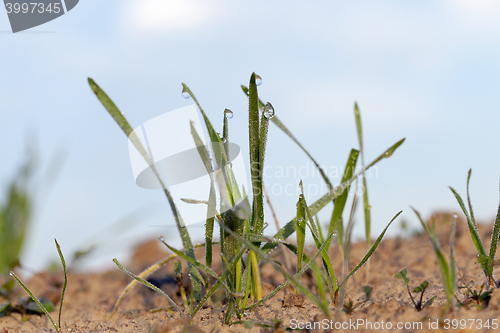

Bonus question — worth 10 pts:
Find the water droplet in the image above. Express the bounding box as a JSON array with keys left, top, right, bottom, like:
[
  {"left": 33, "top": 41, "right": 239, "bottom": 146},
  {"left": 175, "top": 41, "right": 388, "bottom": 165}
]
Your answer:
[
  {"left": 453, "top": 213, "right": 458, "bottom": 219},
  {"left": 159, "top": 236, "right": 165, "bottom": 242},
  {"left": 182, "top": 87, "right": 190, "bottom": 99},
  {"left": 9, "top": 272, "right": 14, "bottom": 276},
  {"left": 255, "top": 75, "right": 262, "bottom": 86},
  {"left": 225, "top": 109, "right": 233, "bottom": 119},
  {"left": 264, "top": 102, "right": 275, "bottom": 119}
]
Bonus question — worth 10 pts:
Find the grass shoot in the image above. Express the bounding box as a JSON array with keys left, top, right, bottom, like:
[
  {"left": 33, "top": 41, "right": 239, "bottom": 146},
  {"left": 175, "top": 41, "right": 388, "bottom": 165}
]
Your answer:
[
  {"left": 90, "top": 73, "right": 405, "bottom": 323},
  {"left": 412, "top": 208, "right": 456, "bottom": 312},
  {"left": 449, "top": 169, "right": 500, "bottom": 287},
  {"left": 9, "top": 239, "right": 67, "bottom": 331}
]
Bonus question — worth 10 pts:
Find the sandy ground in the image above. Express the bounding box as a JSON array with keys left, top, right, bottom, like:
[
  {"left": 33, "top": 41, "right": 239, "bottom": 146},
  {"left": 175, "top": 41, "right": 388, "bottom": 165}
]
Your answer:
[{"left": 1, "top": 212, "right": 500, "bottom": 332}]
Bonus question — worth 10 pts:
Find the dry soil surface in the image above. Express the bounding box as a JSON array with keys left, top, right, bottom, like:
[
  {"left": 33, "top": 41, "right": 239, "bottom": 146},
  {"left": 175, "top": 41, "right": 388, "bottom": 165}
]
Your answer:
[{"left": 1, "top": 212, "right": 500, "bottom": 333}]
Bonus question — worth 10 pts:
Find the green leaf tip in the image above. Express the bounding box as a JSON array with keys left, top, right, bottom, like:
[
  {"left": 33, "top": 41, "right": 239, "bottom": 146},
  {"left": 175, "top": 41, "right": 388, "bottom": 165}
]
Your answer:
[
  {"left": 395, "top": 268, "right": 410, "bottom": 284},
  {"left": 384, "top": 138, "right": 405, "bottom": 158}
]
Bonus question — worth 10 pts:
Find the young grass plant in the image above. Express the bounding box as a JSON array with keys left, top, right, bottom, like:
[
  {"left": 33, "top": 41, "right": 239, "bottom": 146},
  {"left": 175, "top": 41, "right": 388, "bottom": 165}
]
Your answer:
[
  {"left": 342, "top": 286, "right": 372, "bottom": 314},
  {"left": 88, "top": 78, "right": 203, "bottom": 302},
  {"left": 449, "top": 169, "right": 500, "bottom": 287},
  {"left": 91, "top": 74, "right": 405, "bottom": 323},
  {"left": 0, "top": 152, "right": 35, "bottom": 275},
  {"left": 354, "top": 104, "right": 373, "bottom": 283},
  {"left": 412, "top": 208, "right": 456, "bottom": 312},
  {"left": 9, "top": 239, "right": 67, "bottom": 331},
  {"left": 395, "top": 268, "right": 436, "bottom": 311}
]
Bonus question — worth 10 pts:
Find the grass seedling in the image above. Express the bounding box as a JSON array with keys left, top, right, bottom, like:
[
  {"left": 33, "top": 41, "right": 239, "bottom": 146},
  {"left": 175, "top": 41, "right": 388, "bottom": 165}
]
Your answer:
[
  {"left": 0, "top": 151, "right": 35, "bottom": 275},
  {"left": 9, "top": 239, "right": 67, "bottom": 331},
  {"left": 174, "top": 261, "right": 189, "bottom": 310},
  {"left": 354, "top": 103, "right": 373, "bottom": 283},
  {"left": 342, "top": 286, "right": 372, "bottom": 314},
  {"left": 92, "top": 74, "right": 405, "bottom": 324},
  {"left": 413, "top": 208, "right": 456, "bottom": 312},
  {"left": 458, "top": 284, "right": 493, "bottom": 309},
  {"left": 89, "top": 78, "right": 203, "bottom": 303},
  {"left": 449, "top": 169, "right": 500, "bottom": 287},
  {"left": 395, "top": 268, "right": 436, "bottom": 311}
]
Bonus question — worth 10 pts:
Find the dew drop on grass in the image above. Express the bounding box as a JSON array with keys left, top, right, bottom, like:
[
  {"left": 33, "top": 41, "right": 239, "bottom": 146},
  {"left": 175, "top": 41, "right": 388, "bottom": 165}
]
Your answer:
[
  {"left": 255, "top": 75, "right": 262, "bottom": 86},
  {"left": 182, "top": 87, "right": 190, "bottom": 99},
  {"left": 225, "top": 109, "right": 233, "bottom": 119},
  {"left": 264, "top": 102, "right": 275, "bottom": 119},
  {"left": 159, "top": 236, "right": 165, "bottom": 242},
  {"left": 9, "top": 272, "right": 13, "bottom": 276},
  {"left": 383, "top": 150, "right": 394, "bottom": 158},
  {"left": 453, "top": 213, "right": 458, "bottom": 219}
]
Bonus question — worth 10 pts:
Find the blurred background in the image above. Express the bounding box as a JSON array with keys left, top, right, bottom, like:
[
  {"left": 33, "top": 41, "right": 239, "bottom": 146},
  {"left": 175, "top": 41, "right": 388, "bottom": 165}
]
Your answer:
[{"left": 1, "top": 0, "right": 499, "bottom": 272}]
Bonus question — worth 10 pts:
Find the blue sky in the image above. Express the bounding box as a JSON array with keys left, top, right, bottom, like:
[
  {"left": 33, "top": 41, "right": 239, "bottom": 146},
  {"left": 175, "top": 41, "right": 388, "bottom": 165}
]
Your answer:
[{"left": 1, "top": 1, "right": 500, "bottom": 272}]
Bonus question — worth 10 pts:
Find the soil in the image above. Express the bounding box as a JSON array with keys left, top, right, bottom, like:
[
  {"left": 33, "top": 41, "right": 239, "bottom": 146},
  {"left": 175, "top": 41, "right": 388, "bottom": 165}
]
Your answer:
[{"left": 1, "top": 212, "right": 500, "bottom": 333}]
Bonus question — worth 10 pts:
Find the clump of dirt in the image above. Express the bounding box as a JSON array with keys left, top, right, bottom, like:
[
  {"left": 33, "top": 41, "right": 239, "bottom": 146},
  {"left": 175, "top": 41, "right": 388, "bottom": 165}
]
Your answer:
[{"left": 1, "top": 212, "right": 500, "bottom": 332}]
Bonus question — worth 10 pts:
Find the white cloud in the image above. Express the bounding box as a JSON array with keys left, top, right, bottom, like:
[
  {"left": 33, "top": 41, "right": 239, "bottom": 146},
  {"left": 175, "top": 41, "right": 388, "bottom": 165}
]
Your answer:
[{"left": 122, "top": 0, "right": 217, "bottom": 34}]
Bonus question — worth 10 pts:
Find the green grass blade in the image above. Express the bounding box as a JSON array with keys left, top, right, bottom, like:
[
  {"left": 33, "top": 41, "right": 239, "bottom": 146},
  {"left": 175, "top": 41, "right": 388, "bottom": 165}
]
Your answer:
[
  {"left": 262, "top": 138, "right": 404, "bottom": 253},
  {"left": 191, "top": 246, "right": 246, "bottom": 318},
  {"left": 89, "top": 79, "right": 201, "bottom": 301},
  {"left": 181, "top": 84, "right": 222, "bottom": 148},
  {"left": 450, "top": 186, "right": 484, "bottom": 255},
  {"left": 449, "top": 215, "right": 456, "bottom": 307},
  {"left": 489, "top": 197, "right": 500, "bottom": 261},
  {"left": 354, "top": 103, "right": 364, "bottom": 162},
  {"left": 412, "top": 208, "right": 453, "bottom": 306},
  {"left": 249, "top": 250, "right": 262, "bottom": 300},
  {"left": 160, "top": 239, "right": 235, "bottom": 295},
  {"left": 362, "top": 177, "right": 371, "bottom": 245},
  {"left": 189, "top": 122, "right": 216, "bottom": 271},
  {"left": 343, "top": 183, "right": 358, "bottom": 253},
  {"left": 181, "top": 85, "right": 228, "bottom": 195},
  {"left": 88, "top": 78, "right": 151, "bottom": 165},
  {"left": 449, "top": 187, "right": 490, "bottom": 273},
  {"left": 259, "top": 107, "right": 270, "bottom": 177},
  {"left": 300, "top": 185, "right": 337, "bottom": 296},
  {"left": 315, "top": 215, "right": 324, "bottom": 243},
  {"left": 241, "top": 85, "right": 333, "bottom": 190},
  {"left": 338, "top": 211, "right": 401, "bottom": 290},
  {"left": 245, "top": 230, "right": 336, "bottom": 312},
  {"left": 466, "top": 169, "right": 476, "bottom": 225},
  {"left": 223, "top": 109, "right": 230, "bottom": 156},
  {"left": 55, "top": 239, "right": 67, "bottom": 329},
  {"left": 113, "top": 259, "right": 184, "bottom": 316},
  {"left": 10, "top": 272, "right": 58, "bottom": 330},
  {"left": 218, "top": 222, "right": 330, "bottom": 316},
  {"left": 247, "top": 73, "right": 263, "bottom": 234},
  {"left": 329, "top": 149, "right": 359, "bottom": 248},
  {"left": 0, "top": 153, "right": 34, "bottom": 275},
  {"left": 310, "top": 256, "right": 329, "bottom": 310},
  {"left": 295, "top": 190, "right": 307, "bottom": 290},
  {"left": 355, "top": 103, "right": 371, "bottom": 247},
  {"left": 256, "top": 107, "right": 271, "bottom": 234}
]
